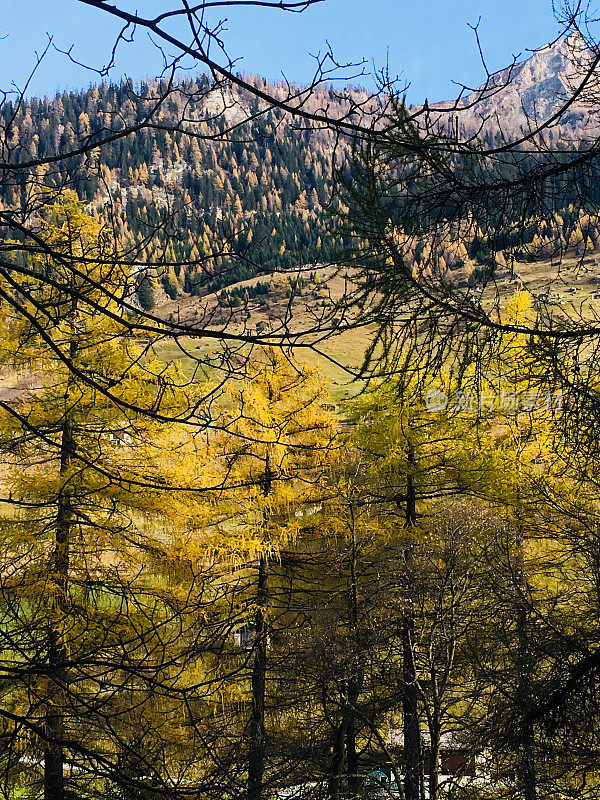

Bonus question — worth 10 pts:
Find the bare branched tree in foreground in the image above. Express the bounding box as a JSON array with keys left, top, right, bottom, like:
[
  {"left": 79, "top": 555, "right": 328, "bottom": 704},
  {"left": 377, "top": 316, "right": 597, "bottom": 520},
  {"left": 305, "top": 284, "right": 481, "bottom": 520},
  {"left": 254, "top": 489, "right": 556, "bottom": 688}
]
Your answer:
[{"left": 2, "top": 2, "right": 600, "bottom": 798}]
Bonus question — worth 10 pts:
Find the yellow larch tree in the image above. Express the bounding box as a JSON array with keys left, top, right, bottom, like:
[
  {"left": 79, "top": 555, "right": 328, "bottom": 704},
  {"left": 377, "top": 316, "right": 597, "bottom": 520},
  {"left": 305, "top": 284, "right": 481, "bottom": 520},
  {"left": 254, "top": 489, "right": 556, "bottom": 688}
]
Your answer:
[{"left": 0, "top": 194, "right": 212, "bottom": 800}]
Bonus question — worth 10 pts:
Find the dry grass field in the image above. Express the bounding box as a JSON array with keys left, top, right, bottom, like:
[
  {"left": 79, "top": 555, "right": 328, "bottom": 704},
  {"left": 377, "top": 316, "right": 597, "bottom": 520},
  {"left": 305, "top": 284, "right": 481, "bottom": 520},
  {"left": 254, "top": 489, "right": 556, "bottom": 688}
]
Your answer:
[
  {"left": 151, "top": 254, "right": 600, "bottom": 397},
  {"left": 152, "top": 265, "right": 374, "bottom": 397}
]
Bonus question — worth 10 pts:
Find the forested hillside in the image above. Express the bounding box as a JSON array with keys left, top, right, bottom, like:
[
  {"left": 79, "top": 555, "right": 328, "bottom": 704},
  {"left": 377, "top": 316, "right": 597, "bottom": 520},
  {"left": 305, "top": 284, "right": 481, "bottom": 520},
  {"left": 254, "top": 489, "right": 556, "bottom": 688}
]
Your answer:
[
  {"left": 0, "top": 76, "right": 357, "bottom": 307},
  {"left": 6, "top": 51, "right": 600, "bottom": 318},
  {"left": 5, "top": 1, "right": 600, "bottom": 797}
]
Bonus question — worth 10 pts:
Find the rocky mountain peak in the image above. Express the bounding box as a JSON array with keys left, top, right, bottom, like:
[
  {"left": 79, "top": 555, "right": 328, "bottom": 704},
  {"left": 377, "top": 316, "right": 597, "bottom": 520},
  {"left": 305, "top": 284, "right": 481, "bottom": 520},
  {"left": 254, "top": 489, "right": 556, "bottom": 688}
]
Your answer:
[{"left": 432, "top": 31, "right": 600, "bottom": 139}]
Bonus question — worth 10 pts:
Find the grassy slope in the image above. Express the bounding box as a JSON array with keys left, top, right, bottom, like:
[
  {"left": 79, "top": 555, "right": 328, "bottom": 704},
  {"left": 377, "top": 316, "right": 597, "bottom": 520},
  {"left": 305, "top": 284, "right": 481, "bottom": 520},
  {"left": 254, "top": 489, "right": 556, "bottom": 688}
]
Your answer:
[
  {"left": 152, "top": 254, "right": 600, "bottom": 396},
  {"left": 152, "top": 266, "right": 373, "bottom": 397}
]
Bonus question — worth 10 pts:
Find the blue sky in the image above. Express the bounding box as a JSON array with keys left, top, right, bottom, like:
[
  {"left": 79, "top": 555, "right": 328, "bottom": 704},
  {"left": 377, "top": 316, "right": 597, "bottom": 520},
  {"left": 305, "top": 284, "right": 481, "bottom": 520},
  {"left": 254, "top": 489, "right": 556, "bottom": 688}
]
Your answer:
[{"left": 0, "top": 1, "right": 565, "bottom": 101}]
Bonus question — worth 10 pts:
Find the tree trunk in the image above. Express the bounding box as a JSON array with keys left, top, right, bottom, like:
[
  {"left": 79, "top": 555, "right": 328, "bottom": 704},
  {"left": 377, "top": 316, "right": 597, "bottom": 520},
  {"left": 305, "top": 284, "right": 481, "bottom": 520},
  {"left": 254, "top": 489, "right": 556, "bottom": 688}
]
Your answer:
[
  {"left": 402, "top": 443, "right": 422, "bottom": 800},
  {"left": 44, "top": 684, "right": 65, "bottom": 800},
  {"left": 248, "top": 449, "right": 273, "bottom": 800},
  {"left": 328, "top": 721, "right": 346, "bottom": 800},
  {"left": 248, "top": 553, "right": 269, "bottom": 800},
  {"left": 516, "top": 604, "right": 537, "bottom": 800},
  {"left": 402, "top": 616, "right": 421, "bottom": 800},
  {"left": 45, "top": 414, "right": 74, "bottom": 800},
  {"left": 405, "top": 444, "right": 417, "bottom": 530},
  {"left": 345, "top": 517, "right": 363, "bottom": 797},
  {"left": 428, "top": 731, "right": 440, "bottom": 800},
  {"left": 345, "top": 674, "right": 361, "bottom": 796},
  {"left": 515, "top": 523, "right": 537, "bottom": 800}
]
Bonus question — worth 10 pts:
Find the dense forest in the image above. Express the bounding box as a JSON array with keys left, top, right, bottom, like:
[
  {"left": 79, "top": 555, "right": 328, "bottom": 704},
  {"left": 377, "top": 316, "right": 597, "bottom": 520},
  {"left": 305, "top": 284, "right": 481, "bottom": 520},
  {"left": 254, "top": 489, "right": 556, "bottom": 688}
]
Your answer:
[
  {"left": 0, "top": 77, "right": 353, "bottom": 306},
  {"left": 3, "top": 5, "right": 600, "bottom": 797},
  {"left": 5, "top": 76, "right": 600, "bottom": 313},
  {"left": 0, "top": 195, "right": 597, "bottom": 800}
]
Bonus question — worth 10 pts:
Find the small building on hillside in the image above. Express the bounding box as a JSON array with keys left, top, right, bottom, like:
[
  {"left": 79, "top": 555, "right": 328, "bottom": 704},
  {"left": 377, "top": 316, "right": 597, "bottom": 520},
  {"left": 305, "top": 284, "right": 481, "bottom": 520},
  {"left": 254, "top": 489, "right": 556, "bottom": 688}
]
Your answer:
[{"left": 379, "top": 729, "right": 483, "bottom": 790}]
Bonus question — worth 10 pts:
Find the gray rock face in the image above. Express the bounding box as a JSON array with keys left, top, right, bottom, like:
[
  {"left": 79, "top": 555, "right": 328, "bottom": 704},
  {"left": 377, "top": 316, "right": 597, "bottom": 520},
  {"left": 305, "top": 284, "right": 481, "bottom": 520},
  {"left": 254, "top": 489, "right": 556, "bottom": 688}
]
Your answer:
[{"left": 430, "top": 33, "right": 600, "bottom": 140}]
